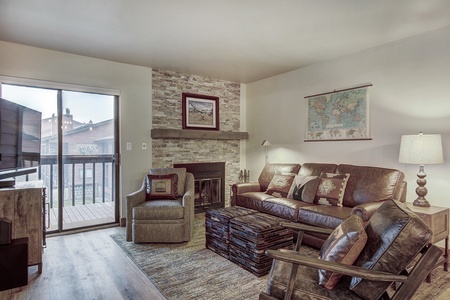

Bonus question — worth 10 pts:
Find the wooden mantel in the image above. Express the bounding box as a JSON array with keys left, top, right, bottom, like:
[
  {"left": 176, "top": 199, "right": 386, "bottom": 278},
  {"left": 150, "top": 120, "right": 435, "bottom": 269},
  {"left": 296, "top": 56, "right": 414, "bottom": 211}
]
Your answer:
[{"left": 151, "top": 128, "right": 248, "bottom": 140}]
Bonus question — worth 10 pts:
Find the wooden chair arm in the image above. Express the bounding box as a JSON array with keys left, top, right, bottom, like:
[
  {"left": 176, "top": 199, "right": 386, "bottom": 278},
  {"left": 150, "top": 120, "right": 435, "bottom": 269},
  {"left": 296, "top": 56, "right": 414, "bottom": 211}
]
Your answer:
[
  {"left": 265, "top": 249, "right": 408, "bottom": 282},
  {"left": 280, "top": 222, "right": 334, "bottom": 235}
]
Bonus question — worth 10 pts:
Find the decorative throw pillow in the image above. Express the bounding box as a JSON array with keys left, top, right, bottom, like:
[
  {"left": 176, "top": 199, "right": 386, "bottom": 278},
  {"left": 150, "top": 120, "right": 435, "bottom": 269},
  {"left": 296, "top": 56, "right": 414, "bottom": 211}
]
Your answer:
[
  {"left": 265, "top": 174, "right": 295, "bottom": 198},
  {"left": 315, "top": 173, "right": 350, "bottom": 207},
  {"left": 287, "top": 175, "right": 317, "bottom": 200},
  {"left": 318, "top": 215, "right": 368, "bottom": 290},
  {"left": 146, "top": 173, "right": 178, "bottom": 200},
  {"left": 300, "top": 177, "right": 321, "bottom": 203}
]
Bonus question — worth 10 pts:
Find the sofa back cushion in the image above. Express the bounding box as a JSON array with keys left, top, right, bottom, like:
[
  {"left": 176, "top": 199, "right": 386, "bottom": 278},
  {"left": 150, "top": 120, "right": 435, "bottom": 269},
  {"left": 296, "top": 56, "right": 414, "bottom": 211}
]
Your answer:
[
  {"left": 336, "top": 164, "right": 405, "bottom": 207},
  {"left": 349, "top": 200, "right": 432, "bottom": 300},
  {"left": 298, "top": 163, "right": 337, "bottom": 176},
  {"left": 258, "top": 163, "right": 301, "bottom": 192}
]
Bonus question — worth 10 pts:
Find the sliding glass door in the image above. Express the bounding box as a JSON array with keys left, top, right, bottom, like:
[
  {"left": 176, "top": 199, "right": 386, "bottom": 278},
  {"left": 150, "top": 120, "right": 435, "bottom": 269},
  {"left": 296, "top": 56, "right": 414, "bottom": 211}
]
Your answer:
[{"left": 1, "top": 83, "right": 119, "bottom": 232}]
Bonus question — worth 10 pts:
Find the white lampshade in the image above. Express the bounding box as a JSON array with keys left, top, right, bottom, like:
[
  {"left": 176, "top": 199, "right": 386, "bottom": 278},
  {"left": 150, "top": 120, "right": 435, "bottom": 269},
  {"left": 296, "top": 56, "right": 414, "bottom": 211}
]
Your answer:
[{"left": 399, "top": 133, "right": 443, "bottom": 165}]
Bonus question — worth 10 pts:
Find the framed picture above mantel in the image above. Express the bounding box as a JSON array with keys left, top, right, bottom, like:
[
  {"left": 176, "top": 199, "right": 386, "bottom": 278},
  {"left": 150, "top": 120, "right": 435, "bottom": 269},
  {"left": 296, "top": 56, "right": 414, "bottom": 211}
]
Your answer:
[
  {"left": 304, "top": 84, "right": 372, "bottom": 142},
  {"left": 182, "top": 93, "right": 219, "bottom": 131}
]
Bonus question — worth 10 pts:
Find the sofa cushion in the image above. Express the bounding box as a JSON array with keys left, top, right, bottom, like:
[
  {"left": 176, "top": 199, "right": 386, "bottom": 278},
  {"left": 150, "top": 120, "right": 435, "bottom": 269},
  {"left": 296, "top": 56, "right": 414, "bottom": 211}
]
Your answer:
[
  {"left": 261, "top": 197, "right": 312, "bottom": 221},
  {"left": 236, "top": 192, "right": 273, "bottom": 211},
  {"left": 297, "top": 205, "right": 352, "bottom": 229},
  {"left": 336, "top": 164, "right": 404, "bottom": 207},
  {"left": 149, "top": 167, "right": 187, "bottom": 196},
  {"left": 298, "top": 163, "right": 338, "bottom": 176},
  {"left": 350, "top": 200, "right": 432, "bottom": 300},
  {"left": 265, "top": 174, "right": 295, "bottom": 198},
  {"left": 318, "top": 215, "right": 367, "bottom": 290},
  {"left": 287, "top": 175, "right": 317, "bottom": 200},
  {"left": 258, "top": 164, "right": 301, "bottom": 192},
  {"left": 315, "top": 173, "right": 350, "bottom": 207},
  {"left": 146, "top": 173, "right": 178, "bottom": 200}
]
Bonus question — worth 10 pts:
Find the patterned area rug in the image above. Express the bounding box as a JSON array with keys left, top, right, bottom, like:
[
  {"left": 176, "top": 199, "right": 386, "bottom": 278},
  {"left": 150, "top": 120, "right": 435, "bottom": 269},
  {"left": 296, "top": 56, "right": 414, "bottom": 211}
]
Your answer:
[{"left": 111, "top": 216, "right": 449, "bottom": 300}]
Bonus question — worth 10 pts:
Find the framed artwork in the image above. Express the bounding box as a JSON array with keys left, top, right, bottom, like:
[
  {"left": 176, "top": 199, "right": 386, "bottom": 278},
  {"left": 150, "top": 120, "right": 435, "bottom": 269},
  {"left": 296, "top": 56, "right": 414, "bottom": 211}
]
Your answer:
[
  {"left": 182, "top": 93, "right": 219, "bottom": 130},
  {"left": 304, "top": 84, "right": 372, "bottom": 141}
]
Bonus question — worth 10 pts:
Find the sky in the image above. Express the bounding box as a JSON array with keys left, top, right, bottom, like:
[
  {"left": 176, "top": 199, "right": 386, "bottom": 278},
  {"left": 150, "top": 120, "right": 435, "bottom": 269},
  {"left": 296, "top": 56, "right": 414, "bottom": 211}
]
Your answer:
[{"left": 1, "top": 84, "right": 114, "bottom": 124}]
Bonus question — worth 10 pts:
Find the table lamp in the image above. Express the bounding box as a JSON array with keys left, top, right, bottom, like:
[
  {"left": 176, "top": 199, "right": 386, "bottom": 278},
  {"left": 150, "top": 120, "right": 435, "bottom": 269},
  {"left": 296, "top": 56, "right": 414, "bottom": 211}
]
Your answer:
[
  {"left": 399, "top": 132, "right": 443, "bottom": 207},
  {"left": 261, "top": 140, "right": 271, "bottom": 165}
]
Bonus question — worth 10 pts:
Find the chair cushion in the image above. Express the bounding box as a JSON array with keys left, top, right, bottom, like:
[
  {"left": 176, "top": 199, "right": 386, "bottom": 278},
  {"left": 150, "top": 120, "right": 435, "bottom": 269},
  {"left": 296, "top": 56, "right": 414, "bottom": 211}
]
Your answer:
[
  {"left": 146, "top": 173, "right": 178, "bottom": 200},
  {"left": 318, "top": 215, "right": 367, "bottom": 290},
  {"left": 265, "top": 174, "right": 295, "bottom": 198},
  {"left": 315, "top": 173, "right": 350, "bottom": 207},
  {"left": 149, "top": 168, "right": 186, "bottom": 196},
  {"left": 133, "top": 199, "right": 184, "bottom": 220},
  {"left": 349, "top": 200, "right": 433, "bottom": 300}
]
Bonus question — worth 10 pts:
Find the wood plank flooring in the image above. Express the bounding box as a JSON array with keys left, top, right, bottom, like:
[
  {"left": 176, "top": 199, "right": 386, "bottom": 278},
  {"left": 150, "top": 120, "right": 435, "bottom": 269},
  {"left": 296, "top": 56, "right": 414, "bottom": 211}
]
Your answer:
[
  {"left": 47, "top": 202, "right": 115, "bottom": 231},
  {"left": 0, "top": 227, "right": 166, "bottom": 300}
]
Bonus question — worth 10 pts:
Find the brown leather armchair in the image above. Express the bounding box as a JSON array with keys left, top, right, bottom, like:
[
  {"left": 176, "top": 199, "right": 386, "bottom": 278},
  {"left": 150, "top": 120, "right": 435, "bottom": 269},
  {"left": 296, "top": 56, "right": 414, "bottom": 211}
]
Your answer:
[
  {"left": 259, "top": 200, "right": 442, "bottom": 300},
  {"left": 126, "top": 168, "right": 194, "bottom": 243}
]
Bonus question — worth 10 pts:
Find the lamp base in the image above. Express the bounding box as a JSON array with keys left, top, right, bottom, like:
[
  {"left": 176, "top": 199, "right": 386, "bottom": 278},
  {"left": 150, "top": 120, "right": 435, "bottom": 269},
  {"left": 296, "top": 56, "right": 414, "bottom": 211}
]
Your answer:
[{"left": 413, "top": 198, "right": 430, "bottom": 207}]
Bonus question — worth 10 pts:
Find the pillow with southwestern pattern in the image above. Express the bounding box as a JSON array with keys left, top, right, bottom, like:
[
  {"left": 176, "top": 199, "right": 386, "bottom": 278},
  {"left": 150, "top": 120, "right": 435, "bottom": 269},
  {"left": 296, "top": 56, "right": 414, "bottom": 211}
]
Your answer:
[
  {"left": 287, "top": 175, "right": 317, "bottom": 200},
  {"left": 318, "top": 215, "right": 367, "bottom": 290},
  {"left": 265, "top": 174, "right": 295, "bottom": 198},
  {"left": 315, "top": 172, "right": 350, "bottom": 207},
  {"left": 146, "top": 173, "right": 178, "bottom": 200}
]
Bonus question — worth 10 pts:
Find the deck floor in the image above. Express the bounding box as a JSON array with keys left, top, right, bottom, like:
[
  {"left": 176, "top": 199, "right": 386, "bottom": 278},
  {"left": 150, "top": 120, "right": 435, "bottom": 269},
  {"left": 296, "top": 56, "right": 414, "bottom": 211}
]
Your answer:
[{"left": 47, "top": 201, "right": 115, "bottom": 231}]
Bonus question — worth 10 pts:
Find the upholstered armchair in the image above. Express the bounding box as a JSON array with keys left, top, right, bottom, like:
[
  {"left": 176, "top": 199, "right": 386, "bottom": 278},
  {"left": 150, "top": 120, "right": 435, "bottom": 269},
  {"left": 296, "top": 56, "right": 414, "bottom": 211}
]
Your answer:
[
  {"left": 126, "top": 167, "right": 195, "bottom": 243},
  {"left": 259, "top": 199, "right": 442, "bottom": 300}
]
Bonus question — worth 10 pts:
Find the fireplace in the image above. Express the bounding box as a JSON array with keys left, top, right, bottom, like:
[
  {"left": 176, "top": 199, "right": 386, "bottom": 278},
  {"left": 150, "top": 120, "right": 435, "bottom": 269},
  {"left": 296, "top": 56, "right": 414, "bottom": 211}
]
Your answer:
[{"left": 173, "top": 162, "right": 225, "bottom": 213}]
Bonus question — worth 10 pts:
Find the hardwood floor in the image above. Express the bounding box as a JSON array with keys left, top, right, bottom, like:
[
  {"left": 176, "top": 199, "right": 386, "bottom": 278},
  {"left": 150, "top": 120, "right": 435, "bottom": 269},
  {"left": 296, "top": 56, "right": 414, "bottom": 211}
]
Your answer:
[{"left": 0, "top": 227, "right": 166, "bottom": 300}]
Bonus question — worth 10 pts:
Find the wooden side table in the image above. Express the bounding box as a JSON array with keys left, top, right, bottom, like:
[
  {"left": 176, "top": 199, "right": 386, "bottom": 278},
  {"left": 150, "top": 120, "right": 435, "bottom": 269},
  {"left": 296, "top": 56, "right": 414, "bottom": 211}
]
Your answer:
[{"left": 405, "top": 203, "right": 449, "bottom": 281}]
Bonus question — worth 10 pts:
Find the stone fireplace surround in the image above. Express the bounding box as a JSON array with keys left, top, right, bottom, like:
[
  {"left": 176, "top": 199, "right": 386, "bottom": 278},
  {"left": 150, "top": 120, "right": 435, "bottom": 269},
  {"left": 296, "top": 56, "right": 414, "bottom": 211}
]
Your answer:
[{"left": 151, "top": 69, "right": 246, "bottom": 207}]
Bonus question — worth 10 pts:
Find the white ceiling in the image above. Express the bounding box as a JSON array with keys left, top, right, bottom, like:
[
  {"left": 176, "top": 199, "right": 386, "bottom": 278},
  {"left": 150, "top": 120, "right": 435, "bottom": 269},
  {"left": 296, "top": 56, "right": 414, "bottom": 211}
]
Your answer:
[{"left": 1, "top": 0, "right": 450, "bottom": 83}]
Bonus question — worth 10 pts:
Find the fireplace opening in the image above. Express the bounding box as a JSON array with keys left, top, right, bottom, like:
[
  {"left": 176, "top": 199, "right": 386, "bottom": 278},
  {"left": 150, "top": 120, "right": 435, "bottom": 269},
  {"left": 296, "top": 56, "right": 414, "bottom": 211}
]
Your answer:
[{"left": 173, "top": 162, "right": 225, "bottom": 213}]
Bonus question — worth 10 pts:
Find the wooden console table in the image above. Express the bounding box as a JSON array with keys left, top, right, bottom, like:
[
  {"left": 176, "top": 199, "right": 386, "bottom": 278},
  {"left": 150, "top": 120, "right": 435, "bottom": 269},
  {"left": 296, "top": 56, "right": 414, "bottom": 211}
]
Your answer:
[
  {"left": 405, "top": 202, "right": 449, "bottom": 281},
  {"left": 0, "top": 181, "right": 44, "bottom": 274}
]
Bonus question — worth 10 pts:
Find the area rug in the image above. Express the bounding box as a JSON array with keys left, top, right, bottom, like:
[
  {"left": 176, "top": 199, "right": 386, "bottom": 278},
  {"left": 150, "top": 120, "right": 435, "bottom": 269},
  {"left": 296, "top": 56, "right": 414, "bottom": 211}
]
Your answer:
[{"left": 111, "top": 216, "right": 449, "bottom": 300}]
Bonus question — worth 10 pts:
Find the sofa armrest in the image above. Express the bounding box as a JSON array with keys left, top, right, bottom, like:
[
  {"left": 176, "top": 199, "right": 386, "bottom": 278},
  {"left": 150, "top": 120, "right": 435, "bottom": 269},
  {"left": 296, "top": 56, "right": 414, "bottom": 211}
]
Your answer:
[
  {"left": 231, "top": 182, "right": 261, "bottom": 206},
  {"left": 351, "top": 201, "right": 386, "bottom": 222},
  {"left": 126, "top": 187, "right": 146, "bottom": 241}
]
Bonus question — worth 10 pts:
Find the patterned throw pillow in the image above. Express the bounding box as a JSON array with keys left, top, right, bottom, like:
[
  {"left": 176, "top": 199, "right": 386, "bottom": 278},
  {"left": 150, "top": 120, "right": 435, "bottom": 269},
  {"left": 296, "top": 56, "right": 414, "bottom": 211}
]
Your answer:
[
  {"left": 265, "top": 174, "right": 295, "bottom": 198},
  {"left": 318, "top": 215, "right": 367, "bottom": 290},
  {"left": 146, "top": 173, "right": 178, "bottom": 200},
  {"left": 315, "top": 173, "right": 350, "bottom": 207},
  {"left": 287, "top": 175, "right": 318, "bottom": 200}
]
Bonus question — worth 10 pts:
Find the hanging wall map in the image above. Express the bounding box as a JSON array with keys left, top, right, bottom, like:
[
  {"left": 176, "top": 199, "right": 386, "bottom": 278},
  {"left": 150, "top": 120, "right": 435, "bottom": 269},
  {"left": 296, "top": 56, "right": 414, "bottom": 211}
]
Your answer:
[{"left": 305, "top": 85, "right": 372, "bottom": 141}]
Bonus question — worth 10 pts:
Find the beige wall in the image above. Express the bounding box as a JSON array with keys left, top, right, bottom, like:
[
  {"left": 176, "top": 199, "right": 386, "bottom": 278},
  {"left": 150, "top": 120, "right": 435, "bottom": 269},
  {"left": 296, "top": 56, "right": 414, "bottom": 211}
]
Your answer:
[
  {"left": 0, "top": 40, "right": 153, "bottom": 218},
  {"left": 246, "top": 26, "right": 450, "bottom": 212}
]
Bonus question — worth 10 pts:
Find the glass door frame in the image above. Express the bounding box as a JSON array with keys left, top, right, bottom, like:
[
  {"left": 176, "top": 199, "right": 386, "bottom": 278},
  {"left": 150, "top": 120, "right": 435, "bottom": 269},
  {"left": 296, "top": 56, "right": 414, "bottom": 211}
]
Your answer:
[{"left": 0, "top": 78, "right": 121, "bottom": 233}]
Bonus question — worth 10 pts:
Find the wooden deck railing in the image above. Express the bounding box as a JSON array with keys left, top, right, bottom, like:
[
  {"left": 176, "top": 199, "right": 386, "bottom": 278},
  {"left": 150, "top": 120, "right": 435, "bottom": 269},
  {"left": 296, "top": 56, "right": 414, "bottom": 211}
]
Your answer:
[{"left": 39, "top": 154, "right": 115, "bottom": 209}]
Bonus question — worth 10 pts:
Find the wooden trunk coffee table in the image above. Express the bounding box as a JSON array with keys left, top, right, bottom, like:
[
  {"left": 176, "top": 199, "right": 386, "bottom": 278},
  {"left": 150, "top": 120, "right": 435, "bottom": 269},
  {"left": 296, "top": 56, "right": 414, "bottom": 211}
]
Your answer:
[
  {"left": 205, "top": 206, "right": 258, "bottom": 259},
  {"left": 229, "top": 213, "right": 293, "bottom": 276}
]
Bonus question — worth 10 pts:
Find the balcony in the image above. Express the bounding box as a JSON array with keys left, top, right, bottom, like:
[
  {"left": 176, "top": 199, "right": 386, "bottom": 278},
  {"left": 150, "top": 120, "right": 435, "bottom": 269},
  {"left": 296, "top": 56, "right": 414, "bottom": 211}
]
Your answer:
[{"left": 37, "top": 154, "right": 116, "bottom": 231}]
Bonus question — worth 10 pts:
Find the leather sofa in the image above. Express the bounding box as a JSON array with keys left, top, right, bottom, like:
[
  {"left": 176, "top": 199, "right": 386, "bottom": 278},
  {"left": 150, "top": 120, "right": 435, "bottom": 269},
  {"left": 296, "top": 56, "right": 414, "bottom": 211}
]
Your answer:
[{"left": 231, "top": 163, "right": 407, "bottom": 248}]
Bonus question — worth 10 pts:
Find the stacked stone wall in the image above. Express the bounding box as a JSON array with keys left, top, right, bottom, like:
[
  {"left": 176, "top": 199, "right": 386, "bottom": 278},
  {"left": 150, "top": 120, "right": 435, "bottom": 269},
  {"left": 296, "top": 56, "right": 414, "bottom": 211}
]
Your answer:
[{"left": 152, "top": 69, "right": 241, "bottom": 206}]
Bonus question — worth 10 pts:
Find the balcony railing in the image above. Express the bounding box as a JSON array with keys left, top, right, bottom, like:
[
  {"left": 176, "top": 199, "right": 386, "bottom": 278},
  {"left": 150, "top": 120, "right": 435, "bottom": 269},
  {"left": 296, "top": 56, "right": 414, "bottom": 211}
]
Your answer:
[{"left": 38, "top": 154, "right": 115, "bottom": 209}]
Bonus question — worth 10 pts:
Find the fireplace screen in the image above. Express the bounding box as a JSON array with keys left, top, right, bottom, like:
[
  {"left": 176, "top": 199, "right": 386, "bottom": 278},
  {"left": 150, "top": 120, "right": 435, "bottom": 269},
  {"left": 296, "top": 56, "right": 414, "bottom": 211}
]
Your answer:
[{"left": 194, "top": 178, "right": 221, "bottom": 209}]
